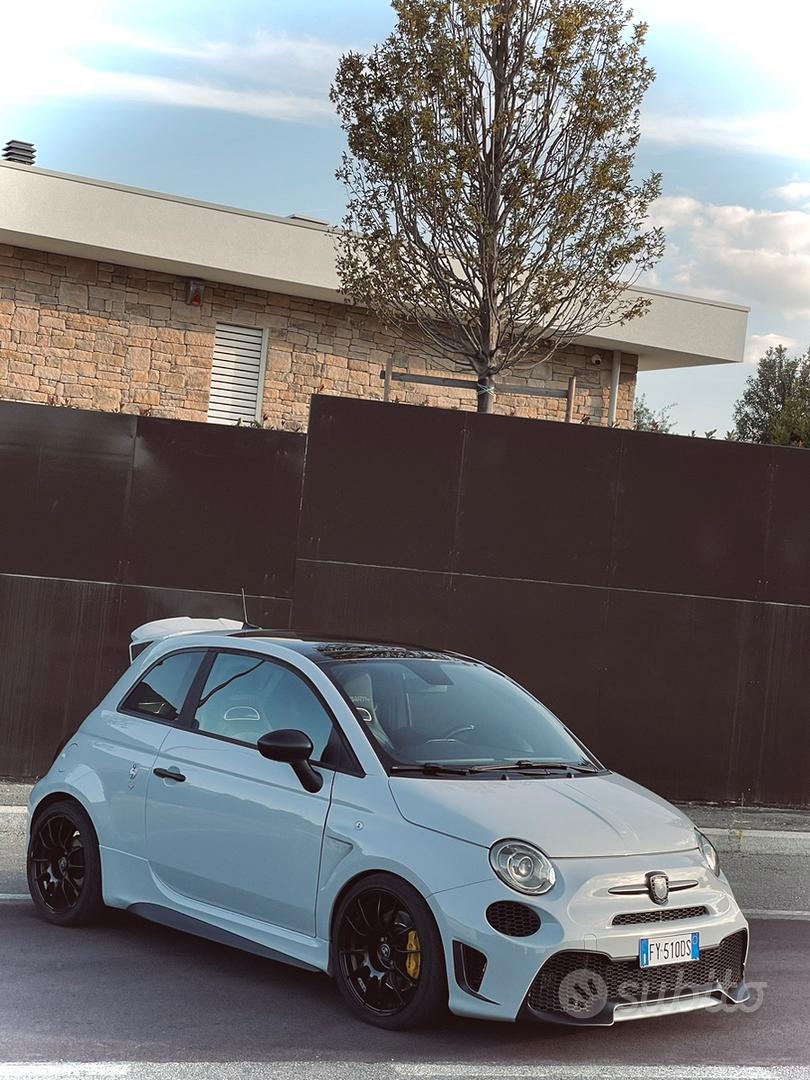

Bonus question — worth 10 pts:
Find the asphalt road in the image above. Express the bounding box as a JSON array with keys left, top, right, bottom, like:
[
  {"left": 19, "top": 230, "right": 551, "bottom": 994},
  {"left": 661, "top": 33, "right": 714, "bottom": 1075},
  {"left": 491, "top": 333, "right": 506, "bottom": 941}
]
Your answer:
[
  {"left": 2, "top": 805, "right": 809, "bottom": 1078},
  {"left": 0, "top": 903, "right": 806, "bottom": 1073}
]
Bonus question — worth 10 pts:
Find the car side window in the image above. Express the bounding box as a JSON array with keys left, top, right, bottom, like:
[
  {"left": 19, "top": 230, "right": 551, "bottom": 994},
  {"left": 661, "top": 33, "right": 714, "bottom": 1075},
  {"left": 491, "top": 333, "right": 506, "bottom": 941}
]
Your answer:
[
  {"left": 193, "top": 652, "right": 337, "bottom": 763},
  {"left": 121, "top": 651, "right": 201, "bottom": 722}
]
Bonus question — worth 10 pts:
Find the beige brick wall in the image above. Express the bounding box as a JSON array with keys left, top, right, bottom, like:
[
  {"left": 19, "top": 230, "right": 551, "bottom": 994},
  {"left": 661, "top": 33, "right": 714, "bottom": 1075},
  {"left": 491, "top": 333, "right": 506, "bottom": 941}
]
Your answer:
[{"left": 0, "top": 244, "right": 637, "bottom": 429}]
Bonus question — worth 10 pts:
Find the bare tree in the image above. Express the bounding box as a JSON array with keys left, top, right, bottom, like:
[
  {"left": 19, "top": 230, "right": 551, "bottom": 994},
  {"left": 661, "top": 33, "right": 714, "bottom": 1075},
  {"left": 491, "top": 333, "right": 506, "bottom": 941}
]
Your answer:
[{"left": 331, "top": 0, "right": 664, "bottom": 413}]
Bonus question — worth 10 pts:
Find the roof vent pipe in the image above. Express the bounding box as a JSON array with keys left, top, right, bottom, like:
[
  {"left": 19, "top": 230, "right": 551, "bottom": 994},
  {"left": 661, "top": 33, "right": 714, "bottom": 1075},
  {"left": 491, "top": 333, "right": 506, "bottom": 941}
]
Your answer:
[{"left": 2, "top": 140, "right": 36, "bottom": 165}]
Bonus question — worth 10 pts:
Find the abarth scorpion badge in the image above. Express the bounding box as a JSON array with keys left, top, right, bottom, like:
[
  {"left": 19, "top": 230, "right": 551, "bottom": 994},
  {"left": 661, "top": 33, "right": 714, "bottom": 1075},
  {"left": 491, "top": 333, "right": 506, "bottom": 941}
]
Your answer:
[{"left": 646, "top": 871, "right": 669, "bottom": 905}]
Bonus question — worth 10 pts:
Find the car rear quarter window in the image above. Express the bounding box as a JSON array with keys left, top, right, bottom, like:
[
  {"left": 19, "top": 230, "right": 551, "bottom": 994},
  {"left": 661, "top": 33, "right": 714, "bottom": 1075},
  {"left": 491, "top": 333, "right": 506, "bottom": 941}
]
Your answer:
[{"left": 121, "top": 651, "right": 202, "bottom": 722}]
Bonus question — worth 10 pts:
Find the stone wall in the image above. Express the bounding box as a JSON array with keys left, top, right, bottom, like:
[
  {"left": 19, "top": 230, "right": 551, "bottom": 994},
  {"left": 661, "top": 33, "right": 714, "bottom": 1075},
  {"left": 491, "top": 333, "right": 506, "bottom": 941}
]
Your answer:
[{"left": 0, "top": 243, "right": 638, "bottom": 429}]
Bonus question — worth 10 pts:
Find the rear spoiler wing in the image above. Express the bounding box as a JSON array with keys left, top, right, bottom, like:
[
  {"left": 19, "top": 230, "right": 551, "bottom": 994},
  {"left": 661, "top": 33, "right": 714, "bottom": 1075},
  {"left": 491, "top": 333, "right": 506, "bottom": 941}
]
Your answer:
[{"left": 129, "top": 617, "right": 244, "bottom": 663}]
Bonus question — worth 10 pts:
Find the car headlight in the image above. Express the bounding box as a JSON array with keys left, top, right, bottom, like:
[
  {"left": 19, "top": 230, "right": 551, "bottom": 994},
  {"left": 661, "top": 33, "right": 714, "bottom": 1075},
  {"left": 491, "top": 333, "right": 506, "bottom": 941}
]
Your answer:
[
  {"left": 696, "top": 829, "right": 720, "bottom": 876},
  {"left": 489, "top": 839, "right": 556, "bottom": 895}
]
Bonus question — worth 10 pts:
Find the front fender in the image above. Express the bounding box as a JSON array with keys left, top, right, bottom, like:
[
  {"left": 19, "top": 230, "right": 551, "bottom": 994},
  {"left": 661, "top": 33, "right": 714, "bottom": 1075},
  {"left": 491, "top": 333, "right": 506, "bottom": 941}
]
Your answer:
[{"left": 316, "top": 773, "right": 491, "bottom": 942}]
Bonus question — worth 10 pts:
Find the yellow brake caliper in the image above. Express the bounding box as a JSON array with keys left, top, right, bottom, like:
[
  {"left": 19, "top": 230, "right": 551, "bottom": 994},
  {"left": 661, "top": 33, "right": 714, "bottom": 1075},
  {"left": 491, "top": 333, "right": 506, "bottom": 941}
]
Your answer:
[{"left": 405, "top": 929, "right": 421, "bottom": 980}]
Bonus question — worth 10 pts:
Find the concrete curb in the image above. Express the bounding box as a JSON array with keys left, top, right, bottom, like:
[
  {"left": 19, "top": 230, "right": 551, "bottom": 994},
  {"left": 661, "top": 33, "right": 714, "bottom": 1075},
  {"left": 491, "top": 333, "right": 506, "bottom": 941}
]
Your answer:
[
  {"left": 2, "top": 806, "right": 810, "bottom": 854},
  {"left": 703, "top": 826, "right": 810, "bottom": 856},
  {"left": 3, "top": 781, "right": 810, "bottom": 857}
]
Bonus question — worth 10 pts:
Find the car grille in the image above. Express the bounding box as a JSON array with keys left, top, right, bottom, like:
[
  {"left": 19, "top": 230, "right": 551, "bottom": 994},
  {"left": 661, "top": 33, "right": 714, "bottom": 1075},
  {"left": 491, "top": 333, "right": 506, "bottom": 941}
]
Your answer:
[
  {"left": 486, "top": 901, "right": 542, "bottom": 937},
  {"left": 612, "top": 905, "right": 709, "bottom": 926},
  {"left": 526, "top": 929, "right": 747, "bottom": 1018}
]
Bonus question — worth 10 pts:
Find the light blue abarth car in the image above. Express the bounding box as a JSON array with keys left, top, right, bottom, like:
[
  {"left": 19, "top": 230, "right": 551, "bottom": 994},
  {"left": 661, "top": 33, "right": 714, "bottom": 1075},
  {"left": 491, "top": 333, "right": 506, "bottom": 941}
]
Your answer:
[{"left": 27, "top": 619, "right": 750, "bottom": 1029}]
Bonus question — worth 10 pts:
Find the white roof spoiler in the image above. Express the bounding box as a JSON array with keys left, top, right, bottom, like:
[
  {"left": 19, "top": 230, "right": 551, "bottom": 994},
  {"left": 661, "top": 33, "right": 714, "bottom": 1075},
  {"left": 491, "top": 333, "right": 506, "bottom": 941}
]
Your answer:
[{"left": 129, "top": 617, "right": 244, "bottom": 663}]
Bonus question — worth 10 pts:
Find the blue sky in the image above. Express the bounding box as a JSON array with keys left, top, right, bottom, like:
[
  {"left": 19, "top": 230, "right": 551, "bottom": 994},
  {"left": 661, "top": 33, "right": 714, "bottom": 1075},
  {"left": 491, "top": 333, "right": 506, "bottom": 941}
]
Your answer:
[{"left": 2, "top": 0, "right": 810, "bottom": 433}]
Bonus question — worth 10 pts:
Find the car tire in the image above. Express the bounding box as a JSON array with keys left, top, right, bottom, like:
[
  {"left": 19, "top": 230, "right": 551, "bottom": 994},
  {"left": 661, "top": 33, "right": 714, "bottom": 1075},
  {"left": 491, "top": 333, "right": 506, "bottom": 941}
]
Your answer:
[
  {"left": 331, "top": 872, "right": 448, "bottom": 1029},
  {"left": 27, "top": 799, "right": 105, "bottom": 927}
]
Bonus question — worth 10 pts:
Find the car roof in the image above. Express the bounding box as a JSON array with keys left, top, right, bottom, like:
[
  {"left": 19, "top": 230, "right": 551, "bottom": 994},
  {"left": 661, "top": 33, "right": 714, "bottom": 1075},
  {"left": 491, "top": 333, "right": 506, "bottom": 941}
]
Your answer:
[
  {"left": 129, "top": 618, "right": 475, "bottom": 666},
  {"left": 226, "top": 630, "right": 471, "bottom": 665}
]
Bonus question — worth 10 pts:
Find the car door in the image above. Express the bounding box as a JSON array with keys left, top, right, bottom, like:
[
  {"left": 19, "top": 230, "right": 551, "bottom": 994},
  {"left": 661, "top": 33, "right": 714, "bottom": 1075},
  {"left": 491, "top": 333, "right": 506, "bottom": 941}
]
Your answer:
[
  {"left": 93, "top": 648, "right": 206, "bottom": 855},
  {"left": 144, "top": 649, "right": 342, "bottom": 936}
]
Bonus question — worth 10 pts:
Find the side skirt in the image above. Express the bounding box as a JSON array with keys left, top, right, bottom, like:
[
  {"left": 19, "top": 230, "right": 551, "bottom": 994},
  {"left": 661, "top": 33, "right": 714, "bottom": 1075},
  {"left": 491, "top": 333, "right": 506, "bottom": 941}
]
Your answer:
[{"left": 128, "top": 902, "right": 323, "bottom": 973}]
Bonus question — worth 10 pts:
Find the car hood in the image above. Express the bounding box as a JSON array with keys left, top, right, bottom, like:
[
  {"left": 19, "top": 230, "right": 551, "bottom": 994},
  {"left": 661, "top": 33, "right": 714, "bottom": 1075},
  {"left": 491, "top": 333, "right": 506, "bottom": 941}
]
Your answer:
[{"left": 389, "top": 772, "right": 697, "bottom": 858}]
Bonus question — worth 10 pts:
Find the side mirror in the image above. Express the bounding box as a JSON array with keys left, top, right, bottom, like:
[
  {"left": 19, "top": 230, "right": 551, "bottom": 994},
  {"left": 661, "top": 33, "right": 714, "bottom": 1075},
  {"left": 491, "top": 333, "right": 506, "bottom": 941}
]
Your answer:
[{"left": 257, "top": 729, "right": 323, "bottom": 793}]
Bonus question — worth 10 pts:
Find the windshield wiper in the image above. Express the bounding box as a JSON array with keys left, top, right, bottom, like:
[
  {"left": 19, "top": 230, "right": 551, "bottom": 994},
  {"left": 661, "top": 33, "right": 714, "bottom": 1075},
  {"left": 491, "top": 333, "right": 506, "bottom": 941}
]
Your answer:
[
  {"left": 390, "top": 762, "right": 471, "bottom": 776},
  {"left": 470, "top": 760, "right": 599, "bottom": 775}
]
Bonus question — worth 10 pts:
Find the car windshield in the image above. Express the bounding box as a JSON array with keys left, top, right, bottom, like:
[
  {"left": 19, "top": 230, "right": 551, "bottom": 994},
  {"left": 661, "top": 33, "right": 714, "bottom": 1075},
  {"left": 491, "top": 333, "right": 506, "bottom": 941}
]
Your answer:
[{"left": 323, "top": 657, "right": 596, "bottom": 771}]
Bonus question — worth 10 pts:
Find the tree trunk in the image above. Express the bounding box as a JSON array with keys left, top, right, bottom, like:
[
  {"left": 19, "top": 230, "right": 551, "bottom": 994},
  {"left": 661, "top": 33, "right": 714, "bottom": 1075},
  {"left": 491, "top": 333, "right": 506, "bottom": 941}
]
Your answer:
[{"left": 476, "top": 374, "right": 495, "bottom": 413}]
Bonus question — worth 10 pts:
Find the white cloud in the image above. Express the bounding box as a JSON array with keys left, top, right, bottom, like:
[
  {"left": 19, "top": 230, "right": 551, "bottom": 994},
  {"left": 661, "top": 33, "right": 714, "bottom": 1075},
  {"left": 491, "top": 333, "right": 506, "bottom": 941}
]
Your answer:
[
  {"left": 772, "top": 182, "right": 810, "bottom": 202},
  {"left": 2, "top": 58, "right": 334, "bottom": 122},
  {"left": 630, "top": 0, "right": 810, "bottom": 72},
  {"left": 649, "top": 195, "right": 810, "bottom": 320},
  {"left": 0, "top": 1, "right": 342, "bottom": 123},
  {"left": 627, "top": 1, "right": 810, "bottom": 161},
  {"left": 744, "top": 333, "right": 801, "bottom": 364},
  {"left": 88, "top": 29, "right": 346, "bottom": 94},
  {"left": 641, "top": 112, "right": 810, "bottom": 163},
  {"left": 771, "top": 181, "right": 810, "bottom": 208}
]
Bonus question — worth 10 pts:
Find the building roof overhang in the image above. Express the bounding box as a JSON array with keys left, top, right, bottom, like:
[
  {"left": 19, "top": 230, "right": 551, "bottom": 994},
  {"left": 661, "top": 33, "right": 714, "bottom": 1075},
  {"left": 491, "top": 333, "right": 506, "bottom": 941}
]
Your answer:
[{"left": 0, "top": 162, "right": 749, "bottom": 370}]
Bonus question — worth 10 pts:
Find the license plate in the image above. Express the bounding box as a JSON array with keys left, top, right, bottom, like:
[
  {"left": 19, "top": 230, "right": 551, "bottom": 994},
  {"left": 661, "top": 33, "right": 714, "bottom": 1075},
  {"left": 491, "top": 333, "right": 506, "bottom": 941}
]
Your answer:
[{"left": 639, "top": 931, "right": 700, "bottom": 969}]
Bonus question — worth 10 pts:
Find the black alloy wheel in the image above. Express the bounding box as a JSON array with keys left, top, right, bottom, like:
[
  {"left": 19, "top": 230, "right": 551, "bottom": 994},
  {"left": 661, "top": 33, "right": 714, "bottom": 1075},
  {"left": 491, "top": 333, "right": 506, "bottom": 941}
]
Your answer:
[
  {"left": 332, "top": 873, "right": 447, "bottom": 1029},
  {"left": 30, "top": 813, "right": 85, "bottom": 912},
  {"left": 27, "top": 800, "right": 105, "bottom": 926}
]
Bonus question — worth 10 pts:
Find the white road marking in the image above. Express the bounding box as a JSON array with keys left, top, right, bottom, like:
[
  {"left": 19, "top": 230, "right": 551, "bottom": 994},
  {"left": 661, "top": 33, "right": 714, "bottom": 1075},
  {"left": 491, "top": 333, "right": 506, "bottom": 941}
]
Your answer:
[
  {"left": 0, "top": 1069, "right": 130, "bottom": 1079},
  {"left": 397, "top": 1068, "right": 800, "bottom": 1079},
  {"left": 1, "top": 1066, "right": 809, "bottom": 1080},
  {"left": 0, "top": 895, "right": 30, "bottom": 903},
  {"left": 0, "top": 806, "right": 28, "bottom": 815}
]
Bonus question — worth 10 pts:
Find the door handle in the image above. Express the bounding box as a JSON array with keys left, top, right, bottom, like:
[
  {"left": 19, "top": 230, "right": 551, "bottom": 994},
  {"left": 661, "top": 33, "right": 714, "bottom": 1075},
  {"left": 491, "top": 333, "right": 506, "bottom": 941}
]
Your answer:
[{"left": 153, "top": 767, "right": 186, "bottom": 782}]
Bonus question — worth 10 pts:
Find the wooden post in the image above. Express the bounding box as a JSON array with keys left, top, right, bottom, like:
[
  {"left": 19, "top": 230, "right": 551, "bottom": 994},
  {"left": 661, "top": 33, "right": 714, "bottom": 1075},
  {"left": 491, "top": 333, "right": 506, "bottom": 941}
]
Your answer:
[
  {"left": 565, "top": 375, "right": 577, "bottom": 422},
  {"left": 383, "top": 356, "right": 393, "bottom": 402}
]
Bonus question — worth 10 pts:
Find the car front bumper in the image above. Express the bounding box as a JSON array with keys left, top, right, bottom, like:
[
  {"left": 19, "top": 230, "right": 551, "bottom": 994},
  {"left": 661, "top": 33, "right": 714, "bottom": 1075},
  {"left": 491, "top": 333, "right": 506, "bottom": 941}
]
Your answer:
[{"left": 429, "top": 848, "right": 750, "bottom": 1023}]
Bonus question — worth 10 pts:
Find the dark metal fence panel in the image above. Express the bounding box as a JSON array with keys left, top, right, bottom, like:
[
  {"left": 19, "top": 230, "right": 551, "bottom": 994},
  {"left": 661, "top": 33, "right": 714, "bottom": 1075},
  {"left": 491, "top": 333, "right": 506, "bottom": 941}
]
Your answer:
[
  {"left": 609, "top": 430, "right": 773, "bottom": 601},
  {"left": 454, "top": 412, "right": 621, "bottom": 584},
  {"left": 123, "top": 417, "right": 304, "bottom": 597},
  {"left": 0, "top": 573, "right": 291, "bottom": 778},
  {"left": 593, "top": 589, "right": 767, "bottom": 803},
  {"left": 0, "top": 575, "right": 122, "bottom": 780},
  {"left": 295, "top": 396, "right": 810, "bottom": 807},
  {"left": 291, "top": 561, "right": 809, "bottom": 807},
  {"left": 762, "top": 450, "right": 810, "bottom": 605},
  {"left": 298, "top": 394, "right": 466, "bottom": 571},
  {"left": 294, "top": 560, "right": 454, "bottom": 649},
  {"left": 443, "top": 574, "right": 611, "bottom": 754},
  {"left": 0, "top": 402, "right": 306, "bottom": 598},
  {"left": 291, "top": 564, "right": 761, "bottom": 802},
  {"left": 750, "top": 601, "right": 810, "bottom": 805},
  {"left": 0, "top": 402, "right": 136, "bottom": 582},
  {"left": 0, "top": 401, "right": 303, "bottom": 777},
  {"left": 3, "top": 393, "right": 810, "bottom": 803}
]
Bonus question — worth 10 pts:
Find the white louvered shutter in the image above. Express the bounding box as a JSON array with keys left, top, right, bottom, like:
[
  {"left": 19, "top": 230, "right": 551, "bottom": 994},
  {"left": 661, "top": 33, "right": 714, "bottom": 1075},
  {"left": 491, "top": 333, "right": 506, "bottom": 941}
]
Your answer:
[{"left": 207, "top": 324, "right": 265, "bottom": 425}]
